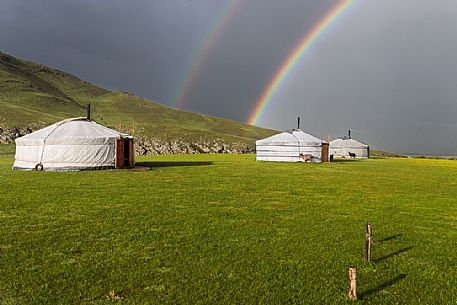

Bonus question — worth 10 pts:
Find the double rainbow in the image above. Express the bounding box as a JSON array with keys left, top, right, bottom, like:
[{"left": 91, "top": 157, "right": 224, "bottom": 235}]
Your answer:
[{"left": 247, "top": 0, "right": 354, "bottom": 126}]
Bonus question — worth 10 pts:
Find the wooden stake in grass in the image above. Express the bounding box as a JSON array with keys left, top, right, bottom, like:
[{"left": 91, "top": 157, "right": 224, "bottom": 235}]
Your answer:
[
  {"left": 364, "top": 232, "right": 372, "bottom": 262},
  {"left": 348, "top": 267, "right": 357, "bottom": 301},
  {"left": 367, "top": 222, "right": 373, "bottom": 244}
]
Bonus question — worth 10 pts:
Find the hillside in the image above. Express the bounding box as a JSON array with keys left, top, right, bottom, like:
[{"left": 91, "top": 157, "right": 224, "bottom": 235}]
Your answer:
[{"left": 0, "top": 51, "right": 277, "bottom": 152}]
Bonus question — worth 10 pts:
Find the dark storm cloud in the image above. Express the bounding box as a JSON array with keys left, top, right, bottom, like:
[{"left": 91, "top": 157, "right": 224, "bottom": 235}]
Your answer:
[
  {"left": 1, "top": 0, "right": 457, "bottom": 154},
  {"left": 0, "top": 0, "right": 225, "bottom": 102}
]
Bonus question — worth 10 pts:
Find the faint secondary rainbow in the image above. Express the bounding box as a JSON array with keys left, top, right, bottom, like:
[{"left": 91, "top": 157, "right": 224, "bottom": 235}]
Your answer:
[
  {"left": 172, "top": 0, "right": 241, "bottom": 108},
  {"left": 248, "top": 0, "right": 354, "bottom": 126}
]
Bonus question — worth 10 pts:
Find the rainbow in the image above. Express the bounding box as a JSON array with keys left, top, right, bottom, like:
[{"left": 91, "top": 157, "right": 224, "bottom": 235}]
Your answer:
[
  {"left": 247, "top": 0, "right": 354, "bottom": 126},
  {"left": 172, "top": 0, "right": 241, "bottom": 108}
]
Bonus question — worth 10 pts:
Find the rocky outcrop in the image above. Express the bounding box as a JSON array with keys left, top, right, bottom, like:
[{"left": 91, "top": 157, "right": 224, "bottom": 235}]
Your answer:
[
  {"left": 0, "top": 125, "right": 43, "bottom": 144},
  {"left": 134, "top": 136, "right": 254, "bottom": 156},
  {"left": 0, "top": 125, "right": 255, "bottom": 155}
]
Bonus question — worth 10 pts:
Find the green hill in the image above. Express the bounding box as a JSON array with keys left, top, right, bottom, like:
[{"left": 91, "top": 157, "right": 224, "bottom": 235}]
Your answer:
[{"left": 0, "top": 51, "right": 277, "bottom": 145}]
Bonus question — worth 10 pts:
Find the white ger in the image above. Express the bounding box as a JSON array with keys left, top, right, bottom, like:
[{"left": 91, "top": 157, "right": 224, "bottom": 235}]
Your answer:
[
  {"left": 13, "top": 118, "right": 134, "bottom": 171},
  {"left": 329, "top": 137, "right": 369, "bottom": 158},
  {"left": 256, "top": 129, "right": 329, "bottom": 163}
]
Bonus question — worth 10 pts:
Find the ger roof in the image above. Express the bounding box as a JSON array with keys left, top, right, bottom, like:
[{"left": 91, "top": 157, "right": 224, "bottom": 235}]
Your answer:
[
  {"left": 256, "top": 129, "right": 325, "bottom": 146},
  {"left": 330, "top": 138, "right": 368, "bottom": 148},
  {"left": 15, "top": 118, "right": 131, "bottom": 146}
]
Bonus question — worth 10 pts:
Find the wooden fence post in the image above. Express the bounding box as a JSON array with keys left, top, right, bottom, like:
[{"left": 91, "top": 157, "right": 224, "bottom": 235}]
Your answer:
[
  {"left": 364, "top": 232, "right": 372, "bottom": 262},
  {"left": 367, "top": 223, "right": 373, "bottom": 244},
  {"left": 348, "top": 267, "right": 357, "bottom": 301}
]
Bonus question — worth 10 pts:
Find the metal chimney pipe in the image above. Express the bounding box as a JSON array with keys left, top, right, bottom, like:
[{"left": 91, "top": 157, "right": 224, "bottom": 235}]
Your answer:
[
  {"left": 87, "top": 103, "right": 91, "bottom": 120},
  {"left": 297, "top": 116, "right": 300, "bottom": 130}
]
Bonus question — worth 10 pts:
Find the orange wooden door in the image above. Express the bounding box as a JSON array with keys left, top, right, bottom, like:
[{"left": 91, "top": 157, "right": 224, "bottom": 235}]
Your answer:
[
  {"left": 321, "top": 143, "right": 329, "bottom": 162},
  {"left": 116, "top": 139, "right": 124, "bottom": 168}
]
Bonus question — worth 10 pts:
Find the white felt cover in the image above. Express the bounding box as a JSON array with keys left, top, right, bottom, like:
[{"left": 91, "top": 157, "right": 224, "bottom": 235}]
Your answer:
[
  {"left": 256, "top": 129, "right": 326, "bottom": 162},
  {"left": 14, "top": 118, "right": 131, "bottom": 171}
]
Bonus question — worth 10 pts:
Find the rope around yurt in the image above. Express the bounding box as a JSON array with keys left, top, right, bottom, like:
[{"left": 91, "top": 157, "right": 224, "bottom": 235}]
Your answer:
[
  {"left": 36, "top": 119, "right": 82, "bottom": 170},
  {"left": 290, "top": 130, "right": 302, "bottom": 157}
]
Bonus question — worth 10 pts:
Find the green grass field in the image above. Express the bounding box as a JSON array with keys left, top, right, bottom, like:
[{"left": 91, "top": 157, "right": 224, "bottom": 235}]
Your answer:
[{"left": 1, "top": 152, "right": 456, "bottom": 304}]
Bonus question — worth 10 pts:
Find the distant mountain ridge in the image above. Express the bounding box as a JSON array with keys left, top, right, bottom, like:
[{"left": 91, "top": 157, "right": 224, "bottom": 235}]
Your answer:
[{"left": 0, "top": 51, "right": 278, "bottom": 154}]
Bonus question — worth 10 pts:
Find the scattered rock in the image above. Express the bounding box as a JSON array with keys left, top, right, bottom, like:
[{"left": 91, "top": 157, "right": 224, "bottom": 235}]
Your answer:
[
  {"left": 0, "top": 124, "right": 44, "bottom": 144},
  {"left": 133, "top": 135, "right": 255, "bottom": 156}
]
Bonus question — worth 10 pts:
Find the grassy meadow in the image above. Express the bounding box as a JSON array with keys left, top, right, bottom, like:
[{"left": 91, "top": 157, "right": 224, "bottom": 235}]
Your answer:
[{"left": 1, "top": 150, "right": 456, "bottom": 304}]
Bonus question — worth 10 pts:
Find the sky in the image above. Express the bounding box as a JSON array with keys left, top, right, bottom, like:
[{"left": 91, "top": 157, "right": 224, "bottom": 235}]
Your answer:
[{"left": 1, "top": 0, "right": 457, "bottom": 154}]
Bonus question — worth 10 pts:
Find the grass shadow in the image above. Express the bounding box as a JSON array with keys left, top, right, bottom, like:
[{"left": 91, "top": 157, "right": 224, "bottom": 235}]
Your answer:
[
  {"left": 376, "top": 233, "right": 402, "bottom": 243},
  {"left": 136, "top": 161, "right": 213, "bottom": 168},
  {"left": 373, "top": 246, "right": 414, "bottom": 263},
  {"left": 359, "top": 274, "right": 407, "bottom": 300},
  {"left": 331, "top": 158, "right": 362, "bottom": 163}
]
